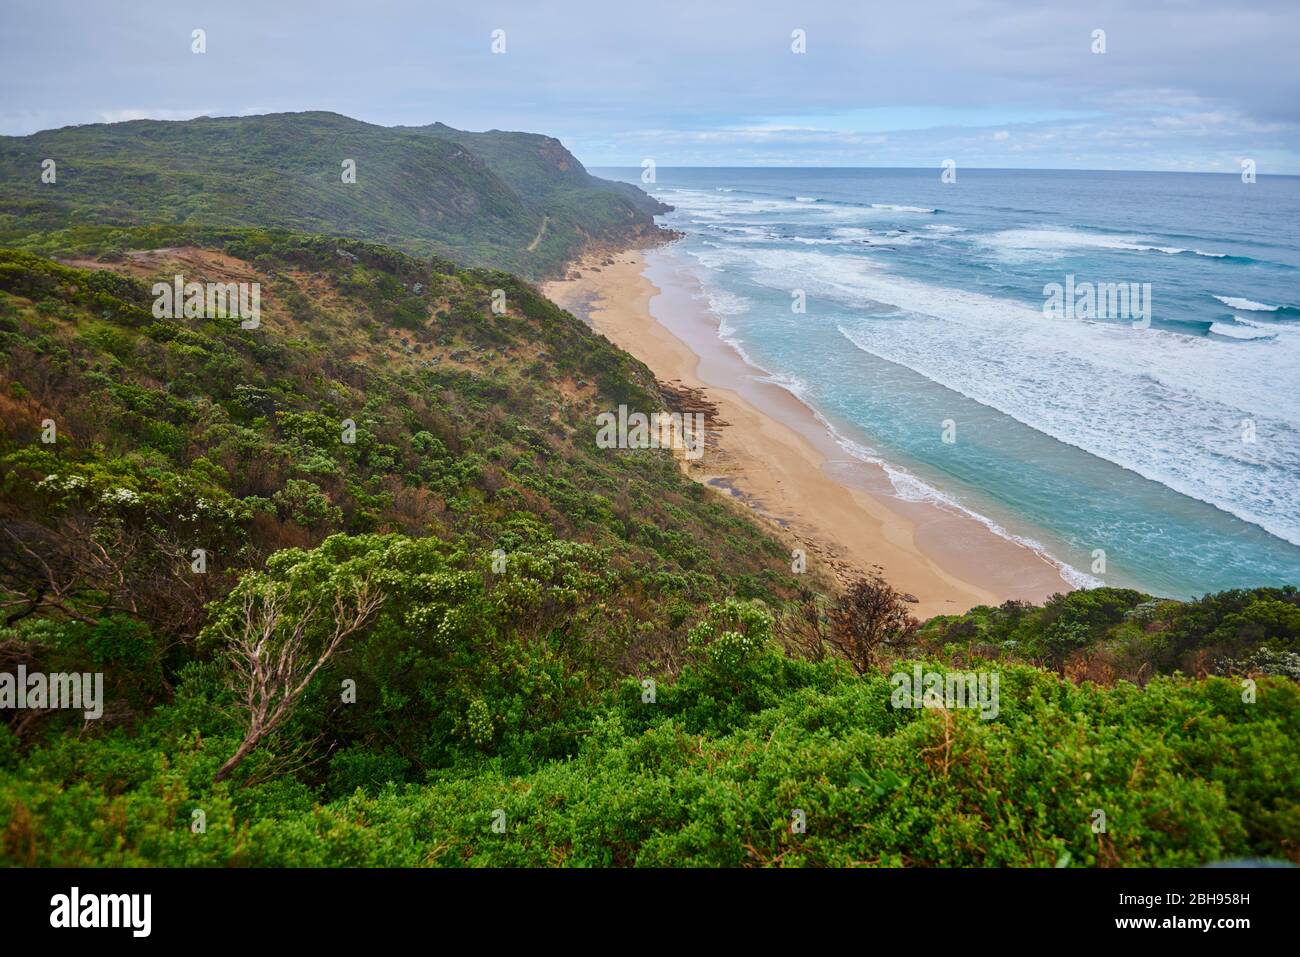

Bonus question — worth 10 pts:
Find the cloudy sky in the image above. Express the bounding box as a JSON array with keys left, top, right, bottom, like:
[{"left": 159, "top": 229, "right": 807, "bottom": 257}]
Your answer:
[{"left": 2, "top": 0, "right": 1297, "bottom": 172}]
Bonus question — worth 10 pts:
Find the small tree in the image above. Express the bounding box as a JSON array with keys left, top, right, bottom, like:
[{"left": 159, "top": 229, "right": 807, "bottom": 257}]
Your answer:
[
  {"left": 828, "top": 576, "right": 918, "bottom": 674},
  {"left": 212, "top": 572, "right": 382, "bottom": 782},
  {"left": 776, "top": 587, "right": 828, "bottom": 662}
]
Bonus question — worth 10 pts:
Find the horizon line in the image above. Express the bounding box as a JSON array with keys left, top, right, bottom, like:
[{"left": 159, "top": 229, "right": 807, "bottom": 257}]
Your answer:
[{"left": 588, "top": 164, "right": 1299, "bottom": 177}]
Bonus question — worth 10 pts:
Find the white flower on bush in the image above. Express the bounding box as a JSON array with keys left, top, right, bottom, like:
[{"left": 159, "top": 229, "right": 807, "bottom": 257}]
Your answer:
[
  {"left": 687, "top": 598, "right": 774, "bottom": 674},
  {"left": 102, "top": 487, "right": 141, "bottom": 506},
  {"left": 36, "top": 474, "right": 87, "bottom": 493}
]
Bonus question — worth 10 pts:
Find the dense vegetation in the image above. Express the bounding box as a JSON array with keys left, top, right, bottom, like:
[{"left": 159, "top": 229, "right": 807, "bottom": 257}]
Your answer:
[
  {"left": 0, "top": 231, "right": 798, "bottom": 680},
  {"left": 917, "top": 586, "right": 1300, "bottom": 682},
  {"left": 0, "top": 112, "right": 669, "bottom": 278},
  {"left": 3, "top": 562, "right": 1296, "bottom": 865},
  {"left": 0, "top": 123, "right": 1296, "bottom": 866}
]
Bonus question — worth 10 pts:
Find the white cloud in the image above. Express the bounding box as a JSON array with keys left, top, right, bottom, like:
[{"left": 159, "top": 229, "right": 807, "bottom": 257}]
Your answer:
[{"left": 0, "top": 0, "right": 1296, "bottom": 170}]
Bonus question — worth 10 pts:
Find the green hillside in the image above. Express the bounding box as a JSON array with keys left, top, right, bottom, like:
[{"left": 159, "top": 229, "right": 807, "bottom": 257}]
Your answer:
[
  {"left": 1, "top": 230, "right": 1297, "bottom": 867},
  {"left": 0, "top": 112, "right": 669, "bottom": 278},
  {"left": 417, "top": 122, "right": 664, "bottom": 217}
]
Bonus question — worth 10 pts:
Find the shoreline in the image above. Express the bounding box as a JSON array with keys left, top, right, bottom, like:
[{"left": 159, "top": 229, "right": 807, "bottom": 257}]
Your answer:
[{"left": 544, "top": 244, "right": 1073, "bottom": 618}]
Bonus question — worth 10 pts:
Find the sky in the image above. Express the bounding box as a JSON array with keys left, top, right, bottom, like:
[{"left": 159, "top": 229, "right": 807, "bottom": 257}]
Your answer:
[{"left": 1, "top": 0, "right": 1298, "bottom": 173}]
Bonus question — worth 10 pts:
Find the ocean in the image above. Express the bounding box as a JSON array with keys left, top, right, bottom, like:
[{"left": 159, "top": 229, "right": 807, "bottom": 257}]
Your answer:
[{"left": 594, "top": 166, "right": 1300, "bottom": 599}]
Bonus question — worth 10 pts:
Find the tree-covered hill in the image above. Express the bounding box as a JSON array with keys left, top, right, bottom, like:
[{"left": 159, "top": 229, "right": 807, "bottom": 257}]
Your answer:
[
  {"left": 415, "top": 122, "right": 665, "bottom": 222},
  {"left": 0, "top": 112, "right": 669, "bottom": 278},
  {"left": 0, "top": 228, "right": 800, "bottom": 658}
]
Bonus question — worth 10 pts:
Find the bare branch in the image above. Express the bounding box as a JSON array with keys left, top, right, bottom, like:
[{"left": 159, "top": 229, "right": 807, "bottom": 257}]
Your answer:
[{"left": 214, "top": 574, "right": 382, "bottom": 783}]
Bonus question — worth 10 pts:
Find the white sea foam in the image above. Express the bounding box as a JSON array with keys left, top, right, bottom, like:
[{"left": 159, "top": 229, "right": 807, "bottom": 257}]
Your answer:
[
  {"left": 1213, "top": 295, "right": 1282, "bottom": 312},
  {"left": 1210, "top": 320, "right": 1277, "bottom": 340},
  {"left": 663, "top": 188, "right": 870, "bottom": 223},
  {"left": 712, "top": 225, "right": 777, "bottom": 243},
  {"left": 675, "top": 251, "right": 1098, "bottom": 589},
  {"left": 792, "top": 226, "right": 919, "bottom": 247},
  {"left": 871, "top": 203, "right": 936, "bottom": 213},
  {"left": 690, "top": 244, "right": 1300, "bottom": 546},
  {"left": 1134, "top": 245, "right": 1225, "bottom": 257},
  {"left": 982, "top": 227, "right": 1227, "bottom": 260},
  {"left": 686, "top": 277, "right": 752, "bottom": 347}
]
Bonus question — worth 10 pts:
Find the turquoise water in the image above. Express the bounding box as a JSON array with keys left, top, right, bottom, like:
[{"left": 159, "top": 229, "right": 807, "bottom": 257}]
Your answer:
[{"left": 595, "top": 167, "right": 1300, "bottom": 598}]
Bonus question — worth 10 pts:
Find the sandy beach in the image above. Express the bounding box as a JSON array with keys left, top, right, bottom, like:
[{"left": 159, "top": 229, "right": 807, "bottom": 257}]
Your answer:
[{"left": 544, "top": 244, "right": 1073, "bottom": 618}]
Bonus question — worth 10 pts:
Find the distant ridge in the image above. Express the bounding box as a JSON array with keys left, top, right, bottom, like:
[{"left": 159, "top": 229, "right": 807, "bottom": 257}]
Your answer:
[{"left": 0, "top": 111, "right": 672, "bottom": 278}]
